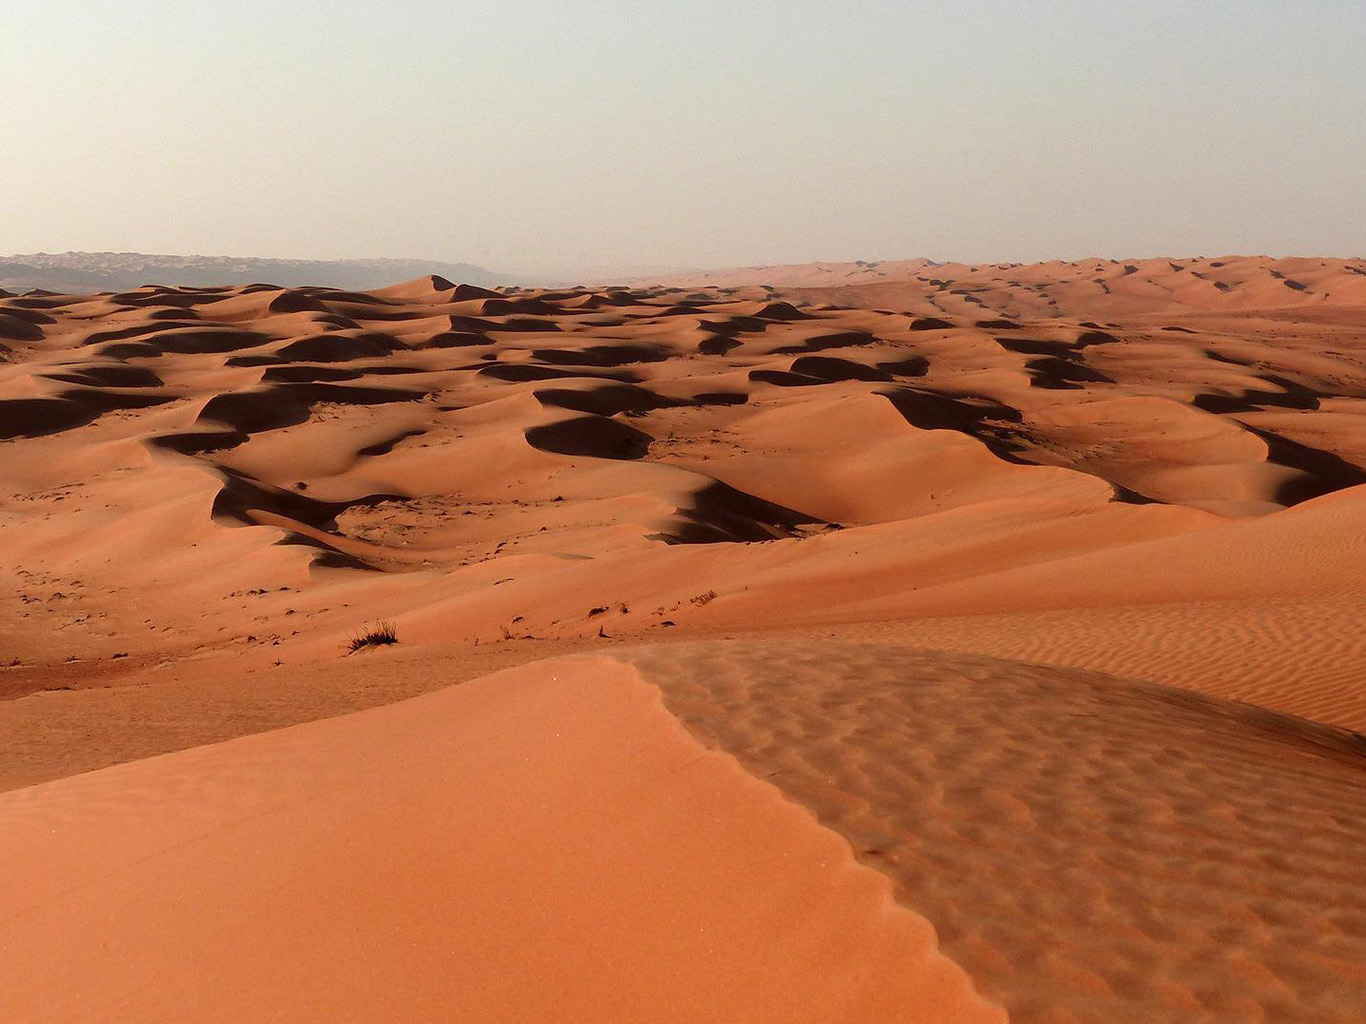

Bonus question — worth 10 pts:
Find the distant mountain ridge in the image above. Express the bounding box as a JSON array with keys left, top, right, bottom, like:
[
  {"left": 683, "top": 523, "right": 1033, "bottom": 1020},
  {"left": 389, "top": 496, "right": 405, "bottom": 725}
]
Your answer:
[{"left": 0, "top": 252, "right": 506, "bottom": 293}]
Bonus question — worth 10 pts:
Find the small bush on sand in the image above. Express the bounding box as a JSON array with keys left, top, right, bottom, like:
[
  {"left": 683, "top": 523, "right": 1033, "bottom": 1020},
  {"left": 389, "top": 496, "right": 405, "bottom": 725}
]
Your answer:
[{"left": 348, "top": 620, "right": 398, "bottom": 652}]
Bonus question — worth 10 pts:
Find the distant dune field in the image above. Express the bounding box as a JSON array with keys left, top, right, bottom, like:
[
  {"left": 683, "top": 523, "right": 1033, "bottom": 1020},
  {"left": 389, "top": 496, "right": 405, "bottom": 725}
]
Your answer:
[{"left": 3, "top": 258, "right": 1365, "bottom": 1022}]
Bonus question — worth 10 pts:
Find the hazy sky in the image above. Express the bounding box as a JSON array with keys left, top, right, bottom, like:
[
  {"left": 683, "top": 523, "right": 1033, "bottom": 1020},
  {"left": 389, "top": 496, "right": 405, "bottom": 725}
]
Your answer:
[{"left": 4, "top": 1, "right": 1364, "bottom": 276}]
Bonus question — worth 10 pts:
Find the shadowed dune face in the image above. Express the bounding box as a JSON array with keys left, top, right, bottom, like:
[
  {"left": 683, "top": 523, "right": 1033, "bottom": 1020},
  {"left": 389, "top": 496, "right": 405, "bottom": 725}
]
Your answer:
[{"left": 524, "top": 415, "right": 654, "bottom": 460}]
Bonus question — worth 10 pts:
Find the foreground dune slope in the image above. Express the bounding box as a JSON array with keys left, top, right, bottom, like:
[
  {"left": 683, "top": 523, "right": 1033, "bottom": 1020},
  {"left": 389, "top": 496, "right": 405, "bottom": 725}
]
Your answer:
[
  {"left": 0, "top": 654, "right": 1002, "bottom": 1024},
  {"left": 5, "top": 641, "right": 1364, "bottom": 1023},
  {"left": 627, "top": 641, "right": 1366, "bottom": 1024}
]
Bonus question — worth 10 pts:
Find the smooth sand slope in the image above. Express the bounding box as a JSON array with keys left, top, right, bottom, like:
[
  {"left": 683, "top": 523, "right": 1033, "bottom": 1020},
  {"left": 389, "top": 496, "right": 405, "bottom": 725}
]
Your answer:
[
  {"left": 0, "top": 654, "right": 1002, "bottom": 1024},
  {"left": 3, "top": 258, "right": 1366, "bottom": 1020},
  {"left": 3, "top": 643, "right": 1363, "bottom": 1023}
]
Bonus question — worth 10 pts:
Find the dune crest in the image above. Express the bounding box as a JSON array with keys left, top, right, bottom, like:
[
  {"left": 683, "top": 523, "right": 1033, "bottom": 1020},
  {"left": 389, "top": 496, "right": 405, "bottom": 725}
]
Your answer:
[
  {"left": 632, "top": 255, "right": 1366, "bottom": 317},
  {"left": 0, "top": 655, "right": 1004, "bottom": 1024},
  {"left": 627, "top": 640, "right": 1366, "bottom": 1024}
]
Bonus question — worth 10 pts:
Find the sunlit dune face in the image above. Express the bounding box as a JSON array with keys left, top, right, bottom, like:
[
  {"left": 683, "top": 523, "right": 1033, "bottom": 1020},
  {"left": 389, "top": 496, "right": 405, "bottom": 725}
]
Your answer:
[{"left": 4, "top": 264, "right": 1366, "bottom": 691}]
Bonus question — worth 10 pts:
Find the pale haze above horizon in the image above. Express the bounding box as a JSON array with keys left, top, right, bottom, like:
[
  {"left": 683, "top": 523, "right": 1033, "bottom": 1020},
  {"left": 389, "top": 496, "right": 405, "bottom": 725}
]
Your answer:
[{"left": 4, "top": 0, "right": 1364, "bottom": 279}]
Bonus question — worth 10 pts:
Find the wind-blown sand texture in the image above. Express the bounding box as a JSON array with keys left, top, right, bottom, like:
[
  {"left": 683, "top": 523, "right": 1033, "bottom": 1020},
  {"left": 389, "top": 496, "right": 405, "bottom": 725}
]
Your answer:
[
  {"left": 631, "top": 641, "right": 1366, "bottom": 1024},
  {"left": 3, "top": 258, "right": 1366, "bottom": 1020}
]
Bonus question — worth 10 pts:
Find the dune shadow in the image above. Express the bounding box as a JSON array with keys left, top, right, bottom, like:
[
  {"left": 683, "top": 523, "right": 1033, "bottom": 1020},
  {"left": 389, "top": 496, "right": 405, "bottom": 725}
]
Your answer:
[
  {"left": 275, "top": 331, "right": 400, "bottom": 363},
  {"left": 879, "top": 387, "right": 1028, "bottom": 462},
  {"left": 1025, "top": 356, "right": 1115, "bottom": 390},
  {"left": 531, "top": 344, "right": 669, "bottom": 367},
  {"left": 655, "top": 481, "right": 826, "bottom": 544},
  {"left": 533, "top": 383, "right": 682, "bottom": 416},
  {"left": 789, "top": 356, "right": 894, "bottom": 382},
  {"left": 478, "top": 363, "right": 639, "bottom": 384},
  {"left": 525, "top": 416, "right": 653, "bottom": 460},
  {"left": 772, "top": 331, "right": 877, "bottom": 355}
]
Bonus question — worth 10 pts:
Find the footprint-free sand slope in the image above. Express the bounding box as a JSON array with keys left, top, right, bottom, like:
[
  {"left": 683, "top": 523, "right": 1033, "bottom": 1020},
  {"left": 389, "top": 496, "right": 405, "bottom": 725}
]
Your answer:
[
  {"left": 627, "top": 640, "right": 1366, "bottom": 1024},
  {"left": 5, "top": 641, "right": 1363, "bottom": 1022},
  {"left": 0, "top": 654, "right": 1002, "bottom": 1024}
]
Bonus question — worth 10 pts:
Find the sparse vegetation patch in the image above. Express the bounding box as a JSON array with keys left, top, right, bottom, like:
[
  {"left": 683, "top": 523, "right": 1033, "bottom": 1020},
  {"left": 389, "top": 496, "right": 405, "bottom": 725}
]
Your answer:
[{"left": 348, "top": 620, "right": 398, "bottom": 652}]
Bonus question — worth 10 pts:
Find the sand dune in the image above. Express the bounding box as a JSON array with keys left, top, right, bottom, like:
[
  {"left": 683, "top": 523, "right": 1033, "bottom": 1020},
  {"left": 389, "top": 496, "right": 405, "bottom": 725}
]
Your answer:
[
  {"left": 4, "top": 263, "right": 1366, "bottom": 722},
  {"left": 0, "top": 654, "right": 1002, "bottom": 1024},
  {"left": 4, "top": 259, "right": 1366, "bottom": 1019},
  {"left": 634, "top": 255, "right": 1366, "bottom": 318},
  {"left": 3, "top": 643, "right": 1362, "bottom": 1022},
  {"left": 630, "top": 640, "right": 1366, "bottom": 1024}
]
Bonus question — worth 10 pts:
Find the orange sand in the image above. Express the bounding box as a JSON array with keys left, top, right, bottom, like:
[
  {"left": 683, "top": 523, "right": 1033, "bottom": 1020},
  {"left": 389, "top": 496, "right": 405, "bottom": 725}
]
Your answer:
[
  {"left": 0, "top": 656, "right": 1002, "bottom": 1024},
  {"left": 3, "top": 258, "right": 1366, "bottom": 1019}
]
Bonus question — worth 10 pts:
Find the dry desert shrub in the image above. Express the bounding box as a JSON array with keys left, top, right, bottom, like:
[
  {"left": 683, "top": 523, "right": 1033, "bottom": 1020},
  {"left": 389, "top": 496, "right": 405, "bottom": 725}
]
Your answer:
[{"left": 347, "top": 620, "right": 398, "bottom": 652}]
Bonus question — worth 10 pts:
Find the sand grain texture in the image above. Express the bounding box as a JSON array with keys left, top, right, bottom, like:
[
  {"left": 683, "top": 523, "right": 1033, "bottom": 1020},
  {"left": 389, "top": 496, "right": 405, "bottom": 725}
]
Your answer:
[{"left": 626, "top": 641, "right": 1366, "bottom": 1024}]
